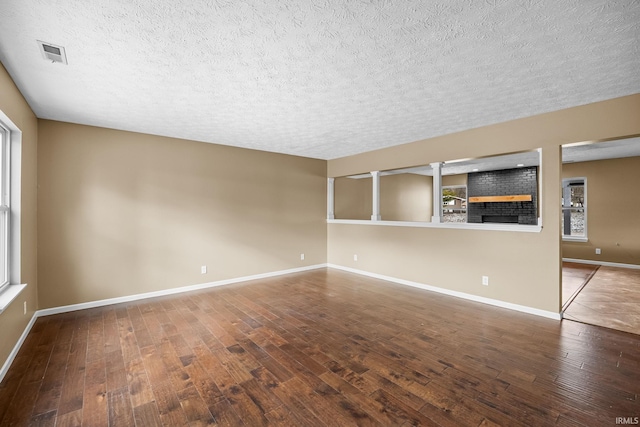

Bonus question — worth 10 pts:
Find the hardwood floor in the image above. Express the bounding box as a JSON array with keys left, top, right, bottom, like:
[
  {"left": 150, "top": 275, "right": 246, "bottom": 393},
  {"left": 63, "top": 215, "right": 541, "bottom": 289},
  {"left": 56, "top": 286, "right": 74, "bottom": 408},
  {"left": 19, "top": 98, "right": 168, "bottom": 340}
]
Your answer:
[
  {"left": 561, "top": 262, "right": 599, "bottom": 308},
  {"left": 563, "top": 265, "right": 640, "bottom": 335},
  {"left": 1, "top": 268, "right": 639, "bottom": 426}
]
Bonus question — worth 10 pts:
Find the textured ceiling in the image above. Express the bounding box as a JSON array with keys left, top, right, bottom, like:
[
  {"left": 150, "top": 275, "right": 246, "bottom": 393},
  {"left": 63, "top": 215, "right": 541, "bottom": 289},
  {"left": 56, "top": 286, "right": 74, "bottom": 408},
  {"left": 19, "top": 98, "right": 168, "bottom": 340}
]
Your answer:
[
  {"left": 0, "top": 0, "right": 639, "bottom": 160},
  {"left": 563, "top": 136, "right": 640, "bottom": 163}
]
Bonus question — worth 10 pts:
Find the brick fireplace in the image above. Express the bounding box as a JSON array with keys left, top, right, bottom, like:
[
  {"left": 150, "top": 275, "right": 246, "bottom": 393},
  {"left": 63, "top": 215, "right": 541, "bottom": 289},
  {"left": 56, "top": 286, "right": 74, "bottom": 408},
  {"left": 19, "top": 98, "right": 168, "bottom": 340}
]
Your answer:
[{"left": 467, "top": 167, "right": 538, "bottom": 225}]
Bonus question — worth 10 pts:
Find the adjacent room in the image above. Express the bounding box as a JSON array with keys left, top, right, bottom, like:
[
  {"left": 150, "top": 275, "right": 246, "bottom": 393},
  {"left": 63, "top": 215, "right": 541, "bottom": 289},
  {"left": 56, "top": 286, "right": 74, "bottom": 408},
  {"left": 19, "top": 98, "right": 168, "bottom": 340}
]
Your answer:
[
  {"left": 0, "top": 1, "right": 639, "bottom": 426},
  {"left": 560, "top": 137, "right": 640, "bottom": 335}
]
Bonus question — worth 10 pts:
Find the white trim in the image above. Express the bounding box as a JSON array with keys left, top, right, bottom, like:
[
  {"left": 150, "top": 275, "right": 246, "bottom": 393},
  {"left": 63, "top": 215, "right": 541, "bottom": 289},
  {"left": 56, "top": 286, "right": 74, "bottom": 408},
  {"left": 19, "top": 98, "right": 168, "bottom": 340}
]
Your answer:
[
  {"left": 562, "top": 177, "right": 587, "bottom": 240},
  {"left": 0, "top": 122, "right": 9, "bottom": 289},
  {"left": 0, "top": 312, "right": 36, "bottom": 384},
  {"left": 562, "top": 258, "right": 640, "bottom": 270},
  {"left": 327, "top": 177, "right": 335, "bottom": 220},
  {"left": 327, "top": 218, "right": 542, "bottom": 233},
  {"left": 328, "top": 263, "right": 561, "bottom": 320},
  {"left": 0, "top": 283, "right": 26, "bottom": 314},
  {"left": 0, "top": 109, "right": 22, "bottom": 287},
  {"left": 36, "top": 264, "right": 328, "bottom": 317},
  {"left": 370, "top": 171, "right": 381, "bottom": 221},
  {"left": 9, "top": 125, "right": 21, "bottom": 286},
  {"left": 431, "top": 162, "right": 442, "bottom": 223},
  {"left": 562, "top": 236, "right": 588, "bottom": 242},
  {"left": 537, "top": 148, "right": 543, "bottom": 227}
]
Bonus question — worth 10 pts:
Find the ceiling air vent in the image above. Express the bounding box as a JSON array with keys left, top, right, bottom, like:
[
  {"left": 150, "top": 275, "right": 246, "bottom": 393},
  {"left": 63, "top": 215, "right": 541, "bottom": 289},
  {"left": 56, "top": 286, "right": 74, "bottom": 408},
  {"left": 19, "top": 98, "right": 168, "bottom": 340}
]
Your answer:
[{"left": 37, "top": 40, "right": 68, "bottom": 64}]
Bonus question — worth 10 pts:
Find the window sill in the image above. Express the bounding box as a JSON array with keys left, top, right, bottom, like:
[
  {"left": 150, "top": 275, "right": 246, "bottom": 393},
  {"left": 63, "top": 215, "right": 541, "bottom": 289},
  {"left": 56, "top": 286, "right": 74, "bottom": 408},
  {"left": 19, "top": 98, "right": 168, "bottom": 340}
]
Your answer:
[
  {"left": 0, "top": 284, "right": 27, "bottom": 315},
  {"left": 327, "top": 219, "right": 542, "bottom": 233},
  {"left": 562, "top": 236, "right": 588, "bottom": 242}
]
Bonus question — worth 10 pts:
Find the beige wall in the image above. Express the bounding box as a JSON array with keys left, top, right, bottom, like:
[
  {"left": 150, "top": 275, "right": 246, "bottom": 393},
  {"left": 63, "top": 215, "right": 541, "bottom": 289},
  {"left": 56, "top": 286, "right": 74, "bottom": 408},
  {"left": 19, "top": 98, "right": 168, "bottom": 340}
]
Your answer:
[
  {"left": 442, "top": 174, "right": 467, "bottom": 187},
  {"left": 335, "top": 173, "right": 433, "bottom": 221},
  {"left": 380, "top": 174, "right": 432, "bottom": 222},
  {"left": 334, "top": 176, "right": 372, "bottom": 220},
  {"left": 38, "top": 120, "right": 327, "bottom": 309},
  {"left": 562, "top": 155, "right": 640, "bottom": 265},
  {"left": 328, "top": 94, "right": 640, "bottom": 313},
  {"left": 0, "top": 65, "right": 38, "bottom": 369}
]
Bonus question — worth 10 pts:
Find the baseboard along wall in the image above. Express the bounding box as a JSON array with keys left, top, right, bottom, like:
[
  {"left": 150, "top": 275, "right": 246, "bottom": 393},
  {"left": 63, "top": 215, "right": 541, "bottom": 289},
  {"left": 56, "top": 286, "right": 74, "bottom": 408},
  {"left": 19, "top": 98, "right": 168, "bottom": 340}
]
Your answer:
[{"left": 562, "top": 258, "right": 640, "bottom": 270}]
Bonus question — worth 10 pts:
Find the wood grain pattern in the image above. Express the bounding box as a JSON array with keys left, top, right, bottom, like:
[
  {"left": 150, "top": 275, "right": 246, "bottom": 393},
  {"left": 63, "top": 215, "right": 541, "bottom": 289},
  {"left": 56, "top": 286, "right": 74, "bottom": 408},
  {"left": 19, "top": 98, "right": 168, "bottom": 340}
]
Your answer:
[
  {"left": 468, "top": 195, "right": 532, "bottom": 203},
  {"left": 563, "top": 265, "right": 640, "bottom": 335},
  {"left": 562, "top": 262, "right": 599, "bottom": 307},
  {"left": 1, "top": 268, "right": 639, "bottom": 426}
]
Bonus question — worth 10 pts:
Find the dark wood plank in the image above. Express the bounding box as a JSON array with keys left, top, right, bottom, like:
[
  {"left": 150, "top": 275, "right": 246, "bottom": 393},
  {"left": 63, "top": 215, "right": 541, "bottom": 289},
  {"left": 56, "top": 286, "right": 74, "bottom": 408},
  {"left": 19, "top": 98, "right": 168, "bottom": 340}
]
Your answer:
[
  {"left": 28, "top": 410, "right": 57, "bottom": 427},
  {"left": 208, "top": 398, "right": 245, "bottom": 426},
  {"left": 133, "top": 401, "right": 163, "bottom": 427},
  {"left": 175, "top": 385, "right": 216, "bottom": 426},
  {"left": 125, "top": 356, "right": 155, "bottom": 408},
  {"left": 55, "top": 409, "right": 82, "bottom": 427},
  {"left": 107, "top": 387, "right": 135, "bottom": 427},
  {"left": 151, "top": 381, "right": 189, "bottom": 427},
  {"left": 127, "top": 305, "right": 154, "bottom": 349},
  {"left": 2, "top": 268, "right": 639, "bottom": 426},
  {"left": 0, "top": 379, "right": 42, "bottom": 426},
  {"left": 31, "top": 316, "right": 77, "bottom": 416},
  {"left": 83, "top": 358, "right": 108, "bottom": 427},
  {"left": 182, "top": 357, "right": 226, "bottom": 407},
  {"left": 57, "top": 330, "right": 87, "bottom": 416}
]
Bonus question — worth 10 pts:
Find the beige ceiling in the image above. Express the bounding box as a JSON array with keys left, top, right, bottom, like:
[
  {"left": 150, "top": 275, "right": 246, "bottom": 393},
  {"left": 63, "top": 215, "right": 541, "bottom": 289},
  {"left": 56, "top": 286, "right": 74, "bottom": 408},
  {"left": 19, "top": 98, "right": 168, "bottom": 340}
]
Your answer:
[{"left": 0, "top": 0, "right": 638, "bottom": 160}]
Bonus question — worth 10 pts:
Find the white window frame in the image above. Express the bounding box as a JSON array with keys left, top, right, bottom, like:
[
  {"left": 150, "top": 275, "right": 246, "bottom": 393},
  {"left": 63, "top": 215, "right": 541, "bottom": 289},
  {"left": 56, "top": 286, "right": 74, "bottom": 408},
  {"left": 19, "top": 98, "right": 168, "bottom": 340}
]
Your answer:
[
  {"left": 0, "top": 109, "right": 24, "bottom": 314},
  {"left": 562, "top": 177, "right": 587, "bottom": 242},
  {"left": 0, "top": 122, "right": 10, "bottom": 291}
]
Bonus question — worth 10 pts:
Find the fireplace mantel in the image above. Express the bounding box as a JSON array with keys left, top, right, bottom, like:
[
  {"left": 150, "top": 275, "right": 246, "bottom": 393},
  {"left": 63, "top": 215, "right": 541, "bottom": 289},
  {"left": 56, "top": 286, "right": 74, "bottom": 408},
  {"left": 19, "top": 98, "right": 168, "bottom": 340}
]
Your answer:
[{"left": 468, "top": 195, "right": 532, "bottom": 203}]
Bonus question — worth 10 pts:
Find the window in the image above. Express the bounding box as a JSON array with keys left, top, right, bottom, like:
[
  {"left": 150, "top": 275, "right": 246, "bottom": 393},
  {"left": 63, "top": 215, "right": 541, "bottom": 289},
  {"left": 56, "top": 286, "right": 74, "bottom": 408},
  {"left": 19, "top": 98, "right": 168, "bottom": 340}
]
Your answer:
[
  {"left": 0, "top": 122, "right": 9, "bottom": 291},
  {"left": 442, "top": 185, "right": 467, "bottom": 223},
  {"left": 562, "top": 178, "right": 586, "bottom": 240}
]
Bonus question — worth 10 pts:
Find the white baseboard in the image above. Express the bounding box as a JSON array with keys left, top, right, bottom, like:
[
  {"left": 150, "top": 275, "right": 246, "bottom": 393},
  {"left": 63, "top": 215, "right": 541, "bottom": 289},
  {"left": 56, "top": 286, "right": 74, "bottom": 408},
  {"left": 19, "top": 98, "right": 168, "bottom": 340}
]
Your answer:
[
  {"left": 328, "top": 264, "right": 561, "bottom": 320},
  {"left": 0, "top": 313, "right": 37, "bottom": 384},
  {"left": 37, "top": 264, "right": 328, "bottom": 317},
  {"left": 562, "top": 258, "right": 640, "bottom": 270}
]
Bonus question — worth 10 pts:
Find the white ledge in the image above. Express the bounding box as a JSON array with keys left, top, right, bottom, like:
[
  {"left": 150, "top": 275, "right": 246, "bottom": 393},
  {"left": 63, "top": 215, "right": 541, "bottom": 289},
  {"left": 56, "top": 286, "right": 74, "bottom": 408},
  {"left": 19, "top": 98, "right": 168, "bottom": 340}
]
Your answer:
[
  {"left": 562, "top": 236, "right": 588, "bottom": 242},
  {"left": 327, "top": 219, "right": 542, "bottom": 233},
  {"left": 0, "top": 284, "right": 27, "bottom": 314}
]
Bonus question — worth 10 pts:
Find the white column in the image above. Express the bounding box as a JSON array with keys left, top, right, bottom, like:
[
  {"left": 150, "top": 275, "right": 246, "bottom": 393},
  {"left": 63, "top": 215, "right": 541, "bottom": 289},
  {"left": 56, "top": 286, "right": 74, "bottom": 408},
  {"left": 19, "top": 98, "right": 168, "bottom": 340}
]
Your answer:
[
  {"left": 431, "top": 162, "right": 443, "bottom": 223},
  {"left": 371, "top": 171, "right": 381, "bottom": 221},
  {"left": 327, "top": 177, "right": 335, "bottom": 220}
]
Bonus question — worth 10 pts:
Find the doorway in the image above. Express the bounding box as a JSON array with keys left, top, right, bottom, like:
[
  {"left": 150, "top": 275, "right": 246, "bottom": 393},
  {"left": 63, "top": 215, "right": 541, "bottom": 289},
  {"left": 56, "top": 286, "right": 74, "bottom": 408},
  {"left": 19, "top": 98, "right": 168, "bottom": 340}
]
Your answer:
[{"left": 560, "top": 136, "right": 640, "bottom": 335}]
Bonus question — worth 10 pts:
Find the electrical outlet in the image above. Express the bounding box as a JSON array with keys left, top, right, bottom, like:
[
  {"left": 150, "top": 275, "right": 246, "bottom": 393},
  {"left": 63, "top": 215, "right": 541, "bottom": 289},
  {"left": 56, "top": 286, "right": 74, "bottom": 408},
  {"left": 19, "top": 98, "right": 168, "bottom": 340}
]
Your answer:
[
  {"left": 354, "top": 254, "right": 358, "bottom": 261},
  {"left": 23, "top": 301, "right": 27, "bottom": 315},
  {"left": 595, "top": 248, "right": 601, "bottom": 255},
  {"left": 482, "top": 276, "right": 489, "bottom": 286},
  {"left": 300, "top": 253, "right": 305, "bottom": 260},
  {"left": 201, "top": 265, "right": 207, "bottom": 274}
]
